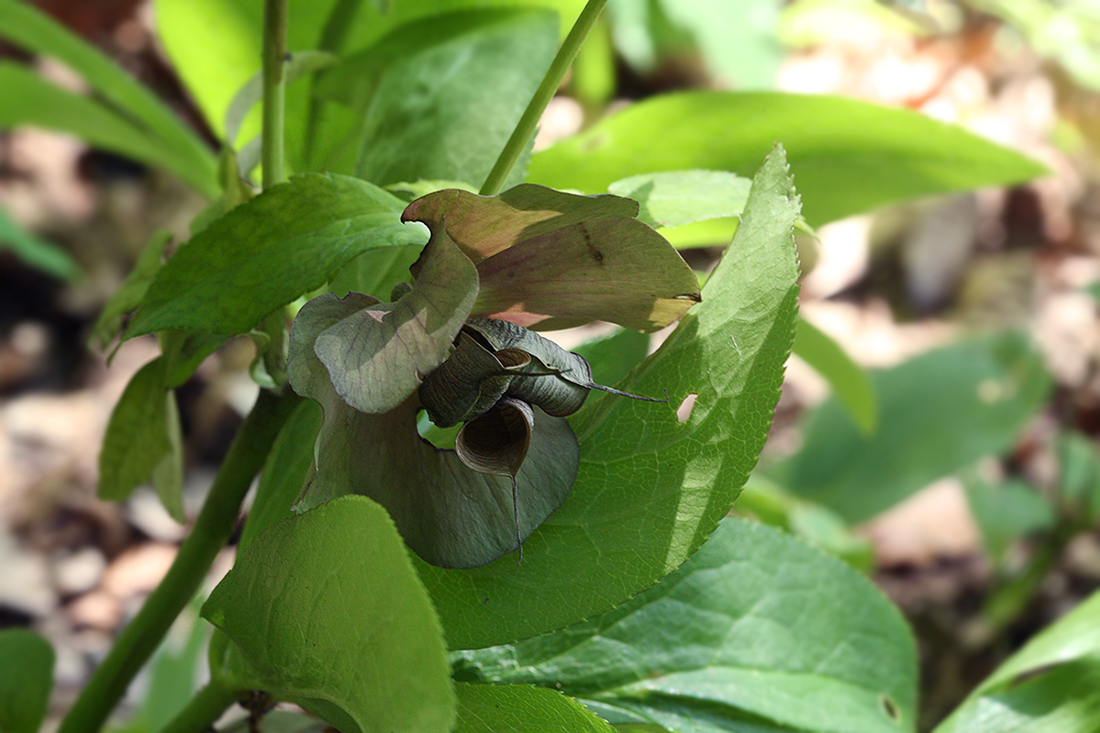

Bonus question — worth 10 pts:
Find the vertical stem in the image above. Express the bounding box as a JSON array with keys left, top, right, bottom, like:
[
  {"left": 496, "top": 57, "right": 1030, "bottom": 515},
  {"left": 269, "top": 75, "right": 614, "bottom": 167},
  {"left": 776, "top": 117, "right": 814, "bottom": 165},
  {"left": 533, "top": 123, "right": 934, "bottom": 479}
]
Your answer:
[
  {"left": 58, "top": 391, "right": 301, "bottom": 733},
  {"left": 479, "top": 0, "right": 609, "bottom": 196},
  {"left": 262, "top": 0, "right": 289, "bottom": 189}
]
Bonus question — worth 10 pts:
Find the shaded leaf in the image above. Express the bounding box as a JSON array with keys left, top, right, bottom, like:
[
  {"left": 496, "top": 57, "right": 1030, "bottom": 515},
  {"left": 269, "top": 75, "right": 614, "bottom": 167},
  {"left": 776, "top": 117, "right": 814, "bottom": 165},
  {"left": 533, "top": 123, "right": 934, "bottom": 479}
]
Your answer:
[
  {"left": 572, "top": 327, "right": 652, "bottom": 389},
  {"left": 89, "top": 231, "right": 172, "bottom": 351},
  {"left": 773, "top": 333, "right": 1051, "bottom": 523},
  {"left": 454, "top": 518, "right": 916, "bottom": 733},
  {"left": 98, "top": 358, "right": 172, "bottom": 502},
  {"left": 0, "top": 630, "right": 54, "bottom": 733},
  {"left": 126, "top": 174, "right": 425, "bottom": 338},
  {"left": 151, "top": 390, "right": 186, "bottom": 522},
  {"left": 415, "top": 145, "right": 800, "bottom": 648},
  {"left": 0, "top": 2, "right": 217, "bottom": 196},
  {"left": 528, "top": 91, "right": 1048, "bottom": 224},
  {"left": 315, "top": 9, "right": 557, "bottom": 186},
  {"left": 793, "top": 316, "right": 876, "bottom": 435},
  {"left": 965, "top": 478, "right": 1055, "bottom": 563},
  {"left": 455, "top": 683, "right": 616, "bottom": 732},
  {"left": 0, "top": 204, "right": 77, "bottom": 280},
  {"left": 202, "top": 496, "right": 456, "bottom": 733},
  {"left": 403, "top": 184, "right": 701, "bottom": 332}
]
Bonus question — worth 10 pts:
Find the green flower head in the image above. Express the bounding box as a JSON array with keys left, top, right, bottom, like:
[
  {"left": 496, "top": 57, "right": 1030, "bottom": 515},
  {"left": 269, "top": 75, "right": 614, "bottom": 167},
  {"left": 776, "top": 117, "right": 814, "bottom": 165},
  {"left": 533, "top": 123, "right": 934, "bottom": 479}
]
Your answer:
[{"left": 287, "top": 184, "right": 700, "bottom": 568}]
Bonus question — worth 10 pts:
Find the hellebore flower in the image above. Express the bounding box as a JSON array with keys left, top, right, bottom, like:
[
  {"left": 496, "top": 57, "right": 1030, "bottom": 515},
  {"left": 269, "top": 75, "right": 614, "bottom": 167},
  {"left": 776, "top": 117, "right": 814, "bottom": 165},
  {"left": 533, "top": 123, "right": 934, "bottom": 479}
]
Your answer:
[{"left": 287, "top": 184, "right": 700, "bottom": 568}]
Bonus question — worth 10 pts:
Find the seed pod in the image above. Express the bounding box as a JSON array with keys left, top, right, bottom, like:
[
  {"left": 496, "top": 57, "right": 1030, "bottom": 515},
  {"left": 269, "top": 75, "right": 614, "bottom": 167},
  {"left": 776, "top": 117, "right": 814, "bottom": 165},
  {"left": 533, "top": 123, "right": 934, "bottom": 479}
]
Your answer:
[{"left": 418, "top": 331, "right": 529, "bottom": 427}]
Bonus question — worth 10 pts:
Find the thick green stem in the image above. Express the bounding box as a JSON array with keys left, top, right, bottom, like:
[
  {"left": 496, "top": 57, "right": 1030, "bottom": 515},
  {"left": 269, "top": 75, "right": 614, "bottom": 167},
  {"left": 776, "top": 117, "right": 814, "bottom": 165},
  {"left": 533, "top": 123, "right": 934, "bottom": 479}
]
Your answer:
[
  {"left": 479, "top": 0, "right": 609, "bottom": 196},
  {"left": 262, "top": 0, "right": 289, "bottom": 189},
  {"left": 159, "top": 679, "right": 242, "bottom": 733},
  {"left": 58, "top": 390, "right": 301, "bottom": 733}
]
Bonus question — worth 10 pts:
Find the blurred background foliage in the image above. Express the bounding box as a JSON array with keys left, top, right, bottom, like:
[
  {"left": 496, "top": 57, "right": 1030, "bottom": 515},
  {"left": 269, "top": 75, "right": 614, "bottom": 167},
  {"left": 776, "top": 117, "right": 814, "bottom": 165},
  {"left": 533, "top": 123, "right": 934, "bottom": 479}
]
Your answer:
[{"left": 2, "top": 0, "right": 1100, "bottom": 730}]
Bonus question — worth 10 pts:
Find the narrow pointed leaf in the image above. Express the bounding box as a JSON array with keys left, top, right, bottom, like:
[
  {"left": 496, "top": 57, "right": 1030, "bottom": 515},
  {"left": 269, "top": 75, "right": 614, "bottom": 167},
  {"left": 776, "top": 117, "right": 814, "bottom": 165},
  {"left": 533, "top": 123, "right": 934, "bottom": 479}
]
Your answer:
[
  {"left": 202, "top": 496, "right": 456, "bottom": 733},
  {"left": 608, "top": 170, "right": 753, "bottom": 230},
  {"left": 126, "top": 174, "right": 425, "bottom": 338},
  {"left": 403, "top": 185, "right": 701, "bottom": 332},
  {"left": 415, "top": 145, "right": 801, "bottom": 648},
  {"left": 529, "top": 91, "right": 1048, "bottom": 224},
  {"left": 793, "top": 317, "right": 876, "bottom": 435}
]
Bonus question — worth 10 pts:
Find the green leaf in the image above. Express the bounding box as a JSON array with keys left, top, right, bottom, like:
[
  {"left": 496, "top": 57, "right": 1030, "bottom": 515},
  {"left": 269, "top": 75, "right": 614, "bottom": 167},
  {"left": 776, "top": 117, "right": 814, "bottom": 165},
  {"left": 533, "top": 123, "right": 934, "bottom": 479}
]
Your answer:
[
  {"left": 964, "top": 478, "right": 1055, "bottom": 562},
  {"left": 98, "top": 358, "right": 172, "bottom": 502},
  {"left": 155, "top": 0, "right": 584, "bottom": 174},
  {"left": 0, "top": 630, "right": 54, "bottom": 733},
  {"left": 0, "top": 205, "right": 77, "bottom": 280},
  {"left": 224, "top": 50, "right": 338, "bottom": 147},
  {"left": 151, "top": 390, "right": 186, "bottom": 522},
  {"left": 936, "top": 590, "right": 1100, "bottom": 733},
  {"left": 403, "top": 184, "right": 701, "bottom": 332},
  {"left": 126, "top": 174, "right": 425, "bottom": 338},
  {"left": 792, "top": 317, "right": 876, "bottom": 435},
  {"left": 455, "top": 684, "right": 616, "bottom": 732},
  {"left": 773, "top": 333, "right": 1051, "bottom": 523},
  {"left": 454, "top": 518, "right": 917, "bottom": 733},
  {"left": 202, "top": 496, "right": 456, "bottom": 733},
  {"left": 1056, "top": 431, "right": 1100, "bottom": 522},
  {"left": 0, "top": 63, "right": 215, "bottom": 197},
  {"left": 416, "top": 144, "right": 800, "bottom": 648},
  {"left": 313, "top": 9, "right": 557, "bottom": 187},
  {"left": 608, "top": 170, "right": 753, "bottom": 230},
  {"left": 529, "top": 91, "right": 1048, "bottom": 224},
  {"left": 0, "top": 1, "right": 217, "bottom": 197},
  {"left": 572, "top": 328, "right": 652, "bottom": 389},
  {"left": 328, "top": 244, "right": 423, "bottom": 302},
  {"left": 238, "top": 400, "right": 323, "bottom": 554},
  {"left": 89, "top": 231, "right": 172, "bottom": 351}
]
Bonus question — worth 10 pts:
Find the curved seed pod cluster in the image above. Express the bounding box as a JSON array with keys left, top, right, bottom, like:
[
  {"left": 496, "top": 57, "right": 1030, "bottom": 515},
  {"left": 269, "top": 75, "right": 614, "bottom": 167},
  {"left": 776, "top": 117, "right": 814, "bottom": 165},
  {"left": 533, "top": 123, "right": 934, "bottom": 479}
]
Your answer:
[{"left": 419, "top": 317, "right": 663, "bottom": 430}]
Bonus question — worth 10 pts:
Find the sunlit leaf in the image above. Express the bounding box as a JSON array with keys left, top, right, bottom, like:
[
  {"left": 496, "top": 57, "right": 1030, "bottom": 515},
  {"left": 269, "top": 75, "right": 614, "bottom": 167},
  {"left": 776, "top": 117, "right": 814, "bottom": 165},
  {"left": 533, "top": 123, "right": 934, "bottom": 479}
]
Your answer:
[
  {"left": 203, "top": 496, "right": 456, "bottom": 733},
  {"left": 403, "top": 185, "right": 701, "bottom": 332},
  {"left": 455, "top": 518, "right": 916, "bottom": 733},
  {"left": 529, "top": 91, "right": 1048, "bottom": 224},
  {"left": 455, "top": 683, "right": 616, "bottom": 732},
  {"left": 415, "top": 145, "right": 800, "bottom": 648}
]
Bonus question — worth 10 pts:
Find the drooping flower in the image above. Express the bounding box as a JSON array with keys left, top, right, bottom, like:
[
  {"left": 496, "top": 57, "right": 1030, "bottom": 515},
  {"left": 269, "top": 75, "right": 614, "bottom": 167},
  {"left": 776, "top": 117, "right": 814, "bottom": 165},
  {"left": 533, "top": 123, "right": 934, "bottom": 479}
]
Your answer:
[{"left": 287, "top": 184, "right": 700, "bottom": 568}]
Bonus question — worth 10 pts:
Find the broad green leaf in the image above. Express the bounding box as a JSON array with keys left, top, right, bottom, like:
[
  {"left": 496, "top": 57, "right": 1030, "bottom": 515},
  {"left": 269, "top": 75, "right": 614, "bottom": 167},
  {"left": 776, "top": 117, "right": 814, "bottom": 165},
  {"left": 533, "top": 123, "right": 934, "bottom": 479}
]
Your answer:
[
  {"left": 224, "top": 50, "right": 338, "bottom": 147},
  {"left": 792, "top": 317, "right": 876, "bottom": 435},
  {"left": 288, "top": 240, "right": 578, "bottom": 568},
  {"left": 454, "top": 518, "right": 916, "bottom": 733},
  {"left": 126, "top": 174, "right": 426, "bottom": 338},
  {"left": 936, "top": 591, "right": 1100, "bottom": 733},
  {"left": 202, "top": 496, "right": 456, "bottom": 733},
  {"left": 936, "top": 657, "right": 1100, "bottom": 733},
  {"left": 0, "top": 204, "right": 77, "bottom": 280},
  {"left": 328, "top": 244, "right": 423, "bottom": 302},
  {"left": 131, "top": 604, "right": 210, "bottom": 732},
  {"left": 964, "top": 478, "right": 1055, "bottom": 562},
  {"left": 528, "top": 91, "right": 1048, "bottom": 224},
  {"left": 350, "top": 10, "right": 555, "bottom": 187},
  {"left": 0, "top": 630, "right": 53, "bottom": 733},
  {"left": 608, "top": 170, "right": 752, "bottom": 230},
  {"left": 455, "top": 684, "right": 616, "bottom": 732},
  {"left": 772, "top": 333, "right": 1051, "bottom": 523},
  {"left": 0, "top": 1, "right": 217, "bottom": 197},
  {"left": 312, "top": 9, "right": 556, "bottom": 187},
  {"left": 89, "top": 231, "right": 172, "bottom": 351},
  {"left": 238, "top": 400, "right": 323, "bottom": 554},
  {"left": 416, "top": 144, "right": 800, "bottom": 648},
  {"left": 155, "top": 0, "right": 583, "bottom": 172},
  {"left": 403, "top": 185, "right": 701, "bottom": 332},
  {"left": 98, "top": 358, "right": 172, "bottom": 502}
]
